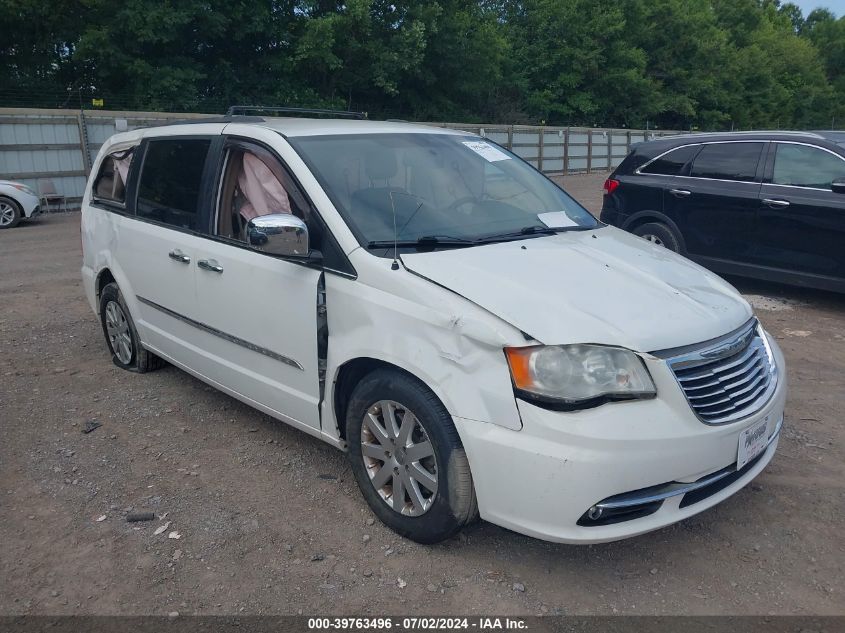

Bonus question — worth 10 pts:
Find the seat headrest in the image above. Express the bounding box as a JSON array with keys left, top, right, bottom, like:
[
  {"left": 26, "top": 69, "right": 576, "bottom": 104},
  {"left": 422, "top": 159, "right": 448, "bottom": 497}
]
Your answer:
[
  {"left": 364, "top": 149, "right": 398, "bottom": 181},
  {"left": 96, "top": 174, "right": 115, "bottom": 198}
]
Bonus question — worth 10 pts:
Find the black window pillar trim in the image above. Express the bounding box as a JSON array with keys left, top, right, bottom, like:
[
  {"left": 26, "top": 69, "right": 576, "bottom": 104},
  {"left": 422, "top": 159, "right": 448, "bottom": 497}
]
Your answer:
[
  {"left": 124, "top": 141, "right": 146, "bottom": 217},
  {"left": 200, "top": 136, "right": 226, "bottom": 236}
]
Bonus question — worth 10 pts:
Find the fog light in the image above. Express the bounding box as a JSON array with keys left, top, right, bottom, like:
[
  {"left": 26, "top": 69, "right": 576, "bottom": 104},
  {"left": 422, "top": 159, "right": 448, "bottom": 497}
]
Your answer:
[{"left": 578, "top": 498, "right": 664, "bottom": 526}]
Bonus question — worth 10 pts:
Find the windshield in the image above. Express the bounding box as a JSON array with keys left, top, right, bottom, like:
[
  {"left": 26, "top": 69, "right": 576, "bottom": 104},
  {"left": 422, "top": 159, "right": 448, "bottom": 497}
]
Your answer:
[{"left": 288, "top": 133, "right": 598, "bottom": 250}]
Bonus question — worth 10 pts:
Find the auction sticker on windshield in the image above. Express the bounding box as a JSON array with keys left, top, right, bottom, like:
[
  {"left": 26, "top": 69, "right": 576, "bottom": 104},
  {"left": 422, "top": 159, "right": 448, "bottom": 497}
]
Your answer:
[
  {"left": 462, "top": 141, "right": 511, "bottom": 162},
  {"left": 737, "top": 415, "right": 769, "bottom": 470},
  {"left": 537, "top": 211, "right": 579, "bottom": 228}
]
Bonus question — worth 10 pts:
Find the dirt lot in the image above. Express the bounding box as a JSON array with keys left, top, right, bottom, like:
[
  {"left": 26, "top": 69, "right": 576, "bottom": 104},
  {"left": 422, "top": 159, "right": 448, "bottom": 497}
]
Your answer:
[{"left": 1, "top": 172, "right": 843, "bottom": 616}]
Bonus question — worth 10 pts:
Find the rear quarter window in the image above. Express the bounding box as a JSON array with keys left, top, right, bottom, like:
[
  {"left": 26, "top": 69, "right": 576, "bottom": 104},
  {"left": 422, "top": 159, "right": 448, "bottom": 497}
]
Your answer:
[
  {"left": 92, "top": 149, "right": 134, "bottom": 205},
  {"left": 639, "top": 144, "right": 700, "bottom": 176}
]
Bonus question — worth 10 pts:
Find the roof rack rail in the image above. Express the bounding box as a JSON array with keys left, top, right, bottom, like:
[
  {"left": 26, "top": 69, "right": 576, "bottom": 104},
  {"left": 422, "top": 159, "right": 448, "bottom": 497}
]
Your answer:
[
  {"left": 161, "top": 115, "right": 265, "bottom": 126},
  {"left": 226, "top": 105, "right": 368, "bottom": 120},
  {"left": 662, "top": 130, "right": 824, "bottom": 139}
]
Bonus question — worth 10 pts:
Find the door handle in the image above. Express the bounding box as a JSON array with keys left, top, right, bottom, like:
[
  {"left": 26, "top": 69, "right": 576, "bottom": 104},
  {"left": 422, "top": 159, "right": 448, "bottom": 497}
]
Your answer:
[
  {"left": 168, "top": 249, "right": 190, "bottom": 264},
  {"left": 198, "top": 259, "right": 224, "bottom": 273},
  {"left": 669, "top": 188, "right": 691, "bottom": 197},
  {"left": 762, "top": 198, "right": 790, "bottom": 208}
]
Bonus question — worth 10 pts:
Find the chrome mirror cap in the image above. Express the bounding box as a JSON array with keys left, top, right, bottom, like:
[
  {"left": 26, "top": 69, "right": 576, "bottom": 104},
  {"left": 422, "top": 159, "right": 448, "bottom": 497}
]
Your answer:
[{"left": 246, "top": 213, "right": 309, "bottom": 257}]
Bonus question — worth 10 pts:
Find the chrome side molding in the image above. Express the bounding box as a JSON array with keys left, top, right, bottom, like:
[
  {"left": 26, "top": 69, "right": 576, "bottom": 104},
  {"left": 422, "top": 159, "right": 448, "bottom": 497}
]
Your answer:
[{"left": 136, "top": 295, "right": 304, "bottom": 371}]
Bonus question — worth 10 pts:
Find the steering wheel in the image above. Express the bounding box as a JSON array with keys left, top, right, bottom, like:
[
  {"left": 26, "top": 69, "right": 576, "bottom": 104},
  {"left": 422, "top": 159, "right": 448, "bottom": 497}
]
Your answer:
[{"left": 446, "top": 196, "right": 479, "bottom": 214}]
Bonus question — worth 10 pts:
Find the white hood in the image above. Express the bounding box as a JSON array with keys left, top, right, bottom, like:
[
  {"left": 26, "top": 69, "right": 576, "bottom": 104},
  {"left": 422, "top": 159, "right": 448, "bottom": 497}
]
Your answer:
[{"left": 401, "top": 226, "right": 752, "bottom": 352}]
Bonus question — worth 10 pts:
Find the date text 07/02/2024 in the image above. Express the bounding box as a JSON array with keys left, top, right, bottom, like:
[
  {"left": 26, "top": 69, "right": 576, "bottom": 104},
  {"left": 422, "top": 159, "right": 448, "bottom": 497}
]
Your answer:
[{"left": 307, "top": 617, "right": 528, "bottom": 630}]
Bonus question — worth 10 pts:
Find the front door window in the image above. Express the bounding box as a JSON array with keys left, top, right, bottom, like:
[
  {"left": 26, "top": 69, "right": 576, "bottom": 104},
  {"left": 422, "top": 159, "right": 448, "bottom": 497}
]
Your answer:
[
  {"left": 771, "top": 144, "right": 845, "bottom": 190},
  {"left": 216, "top": 147, "right": 303, "bottom": 242}
]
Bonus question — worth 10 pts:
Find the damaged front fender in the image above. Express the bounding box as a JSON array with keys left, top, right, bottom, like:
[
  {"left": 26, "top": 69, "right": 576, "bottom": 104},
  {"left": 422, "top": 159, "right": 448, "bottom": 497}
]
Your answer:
[{"left": 322, "top": 255, "right": 526, "bottom": 441}]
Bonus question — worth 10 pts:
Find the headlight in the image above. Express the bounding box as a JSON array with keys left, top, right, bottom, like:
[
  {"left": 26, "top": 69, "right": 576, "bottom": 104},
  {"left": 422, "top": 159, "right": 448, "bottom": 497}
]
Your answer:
[{"left": 505, "top": 344, "right": 656, "bottom": 409}]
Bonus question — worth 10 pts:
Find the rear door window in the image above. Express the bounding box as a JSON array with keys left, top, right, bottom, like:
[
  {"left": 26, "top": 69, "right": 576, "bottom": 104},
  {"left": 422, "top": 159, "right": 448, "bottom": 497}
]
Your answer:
[
  {"left": 689, "top": 142, "right": 764, "bottom": 182},
  {"left": 136, "top": 138, "right": 211, "bottom": 231},
  {"left": 771, "top": 143, "right": 845, "bottom": 189},
  {"left": 640, "top": 144, "right": 700, "bottom": 176}
]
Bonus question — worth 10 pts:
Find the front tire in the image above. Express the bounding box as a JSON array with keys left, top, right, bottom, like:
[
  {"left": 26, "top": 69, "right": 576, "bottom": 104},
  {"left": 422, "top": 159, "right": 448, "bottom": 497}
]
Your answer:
[
  {"left": 346, "top": 369, "right": 477, "bottom": 544},
  {"left": 0, "top": 197, "right": 22, "bottom": 229},
  {"left": 99, "top": 283, "right": 164, "bottom": 372},
  {"left": 633, "top": 221, "right": 682, "bottom": 253}
]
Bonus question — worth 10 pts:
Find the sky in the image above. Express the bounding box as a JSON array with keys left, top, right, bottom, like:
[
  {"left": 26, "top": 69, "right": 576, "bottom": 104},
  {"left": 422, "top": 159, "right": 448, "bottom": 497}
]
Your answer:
[{"left": 793, "top": 0, "right": 844, "bottom": 17}]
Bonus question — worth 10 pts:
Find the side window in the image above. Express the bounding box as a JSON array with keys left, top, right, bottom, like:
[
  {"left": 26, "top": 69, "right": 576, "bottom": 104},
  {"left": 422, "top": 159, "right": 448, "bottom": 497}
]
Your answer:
[
  {"left": 640, "top": 144, "right": 700, "bottom": 176},
  {"left": 136, "top": 139, "right": 211, "bottom": 231},
  {"left": 215, "top": 145, "right": 304, "bottom": 242},
  {"left": 93, "top": 149, "right": 134, "bottom": 204},
  {"left": 690, "top": 142, "right": 764, "bottom": 182},
  {"left": 772, "top": 144, "right": 845, "bottom": 189}
]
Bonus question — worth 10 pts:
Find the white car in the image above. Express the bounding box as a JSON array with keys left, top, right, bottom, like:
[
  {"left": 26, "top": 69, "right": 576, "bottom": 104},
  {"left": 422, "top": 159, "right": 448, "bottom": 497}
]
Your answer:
[
  {"left": 0, "top": 180, "right": 40, "bottom": 228},
  {"left": 80, "top": 114, "right": 787, "bottom": 544}
]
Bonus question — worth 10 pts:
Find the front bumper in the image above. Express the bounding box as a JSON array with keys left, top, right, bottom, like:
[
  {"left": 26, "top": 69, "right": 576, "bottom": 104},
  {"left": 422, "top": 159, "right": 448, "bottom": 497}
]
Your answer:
[
  {"left": 18, "top": 190, "right": 40, "bottom": 218},
  {"left": 454, "top": 335, "right": 787, "bottom": 544}
]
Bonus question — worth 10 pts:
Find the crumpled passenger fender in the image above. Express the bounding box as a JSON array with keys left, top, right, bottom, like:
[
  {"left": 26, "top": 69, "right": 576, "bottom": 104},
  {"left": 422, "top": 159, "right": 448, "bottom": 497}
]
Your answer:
[{"left": 322, "top": 257, "right": 527, "bottom": 441}]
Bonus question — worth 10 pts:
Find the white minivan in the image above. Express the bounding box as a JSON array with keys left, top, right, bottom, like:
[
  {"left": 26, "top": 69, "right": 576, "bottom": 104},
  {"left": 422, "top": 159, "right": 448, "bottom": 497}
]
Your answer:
[{"left": 81, "top": 113, "right": 787, "bottom": 544}]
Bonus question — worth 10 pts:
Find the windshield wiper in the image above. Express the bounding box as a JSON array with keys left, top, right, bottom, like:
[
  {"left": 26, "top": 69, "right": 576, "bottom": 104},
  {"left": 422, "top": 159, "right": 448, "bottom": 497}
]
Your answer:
[
  {"left": 474, "top": 225, "right": 558, "bottom": 242},
  {"left": 476, "top": 224, "right": 594, "bottom": 243},
  {"left": 366, "top": 235, "right": 477, "bottom": 250}
]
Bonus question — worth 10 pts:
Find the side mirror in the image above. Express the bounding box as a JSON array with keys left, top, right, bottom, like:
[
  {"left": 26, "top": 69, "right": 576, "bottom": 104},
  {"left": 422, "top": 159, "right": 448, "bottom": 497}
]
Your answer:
[
  {"left": 246, "top": 213, "right": 309, "bottom": 257},
  {"left": 832, "top": 178, "right": 845, "bottom": 194}
]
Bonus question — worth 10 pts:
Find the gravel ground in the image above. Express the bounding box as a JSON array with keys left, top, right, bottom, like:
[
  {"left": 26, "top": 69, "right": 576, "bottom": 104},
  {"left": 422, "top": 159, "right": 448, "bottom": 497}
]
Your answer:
[{"left": 1, "top": 172, "right": 843, "bottom": 616}]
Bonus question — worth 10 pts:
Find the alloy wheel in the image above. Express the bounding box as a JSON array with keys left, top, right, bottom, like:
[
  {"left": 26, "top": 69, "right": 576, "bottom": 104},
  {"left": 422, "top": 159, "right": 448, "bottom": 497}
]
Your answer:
[
  {"left": 0, "top": 202, "right": 15, "bottom": 226},
  {"left": 361, "top": 400, "right": 438, "bottom": 516},
  {"left": 105, "top": 300, "right": 133, "bottom": 364}
]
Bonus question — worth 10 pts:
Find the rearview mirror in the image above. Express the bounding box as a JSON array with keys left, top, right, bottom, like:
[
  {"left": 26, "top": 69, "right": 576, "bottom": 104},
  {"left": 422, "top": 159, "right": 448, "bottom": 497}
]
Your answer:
[
  {"left": 246, "top": 214, "right": 309, "bottom": 257},
  {"left": 832, "top": 178, "right": 845, "bottom": 194}
]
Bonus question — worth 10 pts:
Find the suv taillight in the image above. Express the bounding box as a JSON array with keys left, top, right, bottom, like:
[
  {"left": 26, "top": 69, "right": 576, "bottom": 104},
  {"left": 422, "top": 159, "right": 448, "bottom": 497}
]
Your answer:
[{"left": 603, "top": 178, "right": 620, "bottom": 195}]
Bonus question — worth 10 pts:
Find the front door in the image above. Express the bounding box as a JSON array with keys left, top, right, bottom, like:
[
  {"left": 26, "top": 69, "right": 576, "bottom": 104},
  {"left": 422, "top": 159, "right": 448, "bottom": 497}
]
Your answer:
[
  {"left": 663, "top": 141, "right": 765, "bottom": 263},
  {"left": 755, "top": 142, "right": 845, "bottom": 280},
  {"left": 190, "top": 137, "right": 323, "bottom": 431}
]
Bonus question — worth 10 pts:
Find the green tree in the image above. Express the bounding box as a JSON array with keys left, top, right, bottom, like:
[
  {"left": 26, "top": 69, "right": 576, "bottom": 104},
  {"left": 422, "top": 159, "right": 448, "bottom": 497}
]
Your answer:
[
  {"left": 1, "top": 0, "right": 843, "bottom": 129},
  {"left": 801, "top": 9, "right": 845, "bottom": 125},
  {"left": 0, "top": 0, "right": 85, "bottom": 105}
]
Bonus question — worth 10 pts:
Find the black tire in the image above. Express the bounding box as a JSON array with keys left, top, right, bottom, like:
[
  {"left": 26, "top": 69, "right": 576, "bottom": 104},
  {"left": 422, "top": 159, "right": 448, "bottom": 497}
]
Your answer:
[
  {"left": 632, "top": 221, "right": 682, "bottom": 253},
  {"left": 346, "top": 369, "right": 477, "bottom": 544},
  {"left": 99, "top": 282, "right": 165, "bottom": 373},
  {"left": 0, "top": 196, "right": 22, "bottom": 229}
]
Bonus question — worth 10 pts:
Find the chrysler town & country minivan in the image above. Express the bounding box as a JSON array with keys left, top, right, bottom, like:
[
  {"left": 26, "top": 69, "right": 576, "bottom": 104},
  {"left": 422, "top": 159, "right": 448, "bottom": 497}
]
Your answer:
[{"left": 81, "top": 114, "right": 787, "bottom": 544}]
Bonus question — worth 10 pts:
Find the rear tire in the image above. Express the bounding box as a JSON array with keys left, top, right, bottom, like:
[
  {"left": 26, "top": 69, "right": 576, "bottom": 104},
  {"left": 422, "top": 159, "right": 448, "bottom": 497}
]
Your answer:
[
  {"left": 632, "top": 221, "right": 682, "bottom": 253},
  {"left": 0, "top": 197, "right": 22, "bottom": 229},
  {"left": 99, "top": 283, "right": 165, "bottom": 373},
  {"left": 346, "top": 369, "right": 477, "bottom": 544}
]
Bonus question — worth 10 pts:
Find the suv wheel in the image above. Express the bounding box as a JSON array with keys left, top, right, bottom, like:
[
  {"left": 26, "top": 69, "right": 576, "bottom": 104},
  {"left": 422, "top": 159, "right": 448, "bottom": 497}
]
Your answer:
[
  {"left": 633, "top": 222, "right": 681, "bottom": 253},
  {"left": 99, "top": 282, "right": 165, "bottom": 372},
  {"left": 0, "top": 197, "right": 22, "bottom": 229},
  {"left": 346, "top": 369, "right": 477, "bottom": 544}
]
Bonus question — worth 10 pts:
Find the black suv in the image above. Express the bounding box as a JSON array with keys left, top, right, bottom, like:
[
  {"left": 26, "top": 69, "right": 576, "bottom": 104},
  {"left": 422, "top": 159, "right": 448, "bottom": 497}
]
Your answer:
[{"left": 601, "top": 131, "right": 845, "bottom": 293}]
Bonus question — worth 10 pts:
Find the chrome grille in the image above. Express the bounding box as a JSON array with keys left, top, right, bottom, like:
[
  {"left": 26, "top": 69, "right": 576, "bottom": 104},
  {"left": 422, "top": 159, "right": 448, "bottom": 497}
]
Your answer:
[{"left": 665, "top": 319, "right": 777, "bottom": 425}]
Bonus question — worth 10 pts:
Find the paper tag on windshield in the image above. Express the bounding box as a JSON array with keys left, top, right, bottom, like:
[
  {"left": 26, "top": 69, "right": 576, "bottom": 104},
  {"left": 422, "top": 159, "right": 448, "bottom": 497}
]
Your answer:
[
  {"left": 462, "top": 141, "right": 511, "bottom": 162},
  {"left": 537, "top": 211, "right": 578, "bottom": 228}
]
